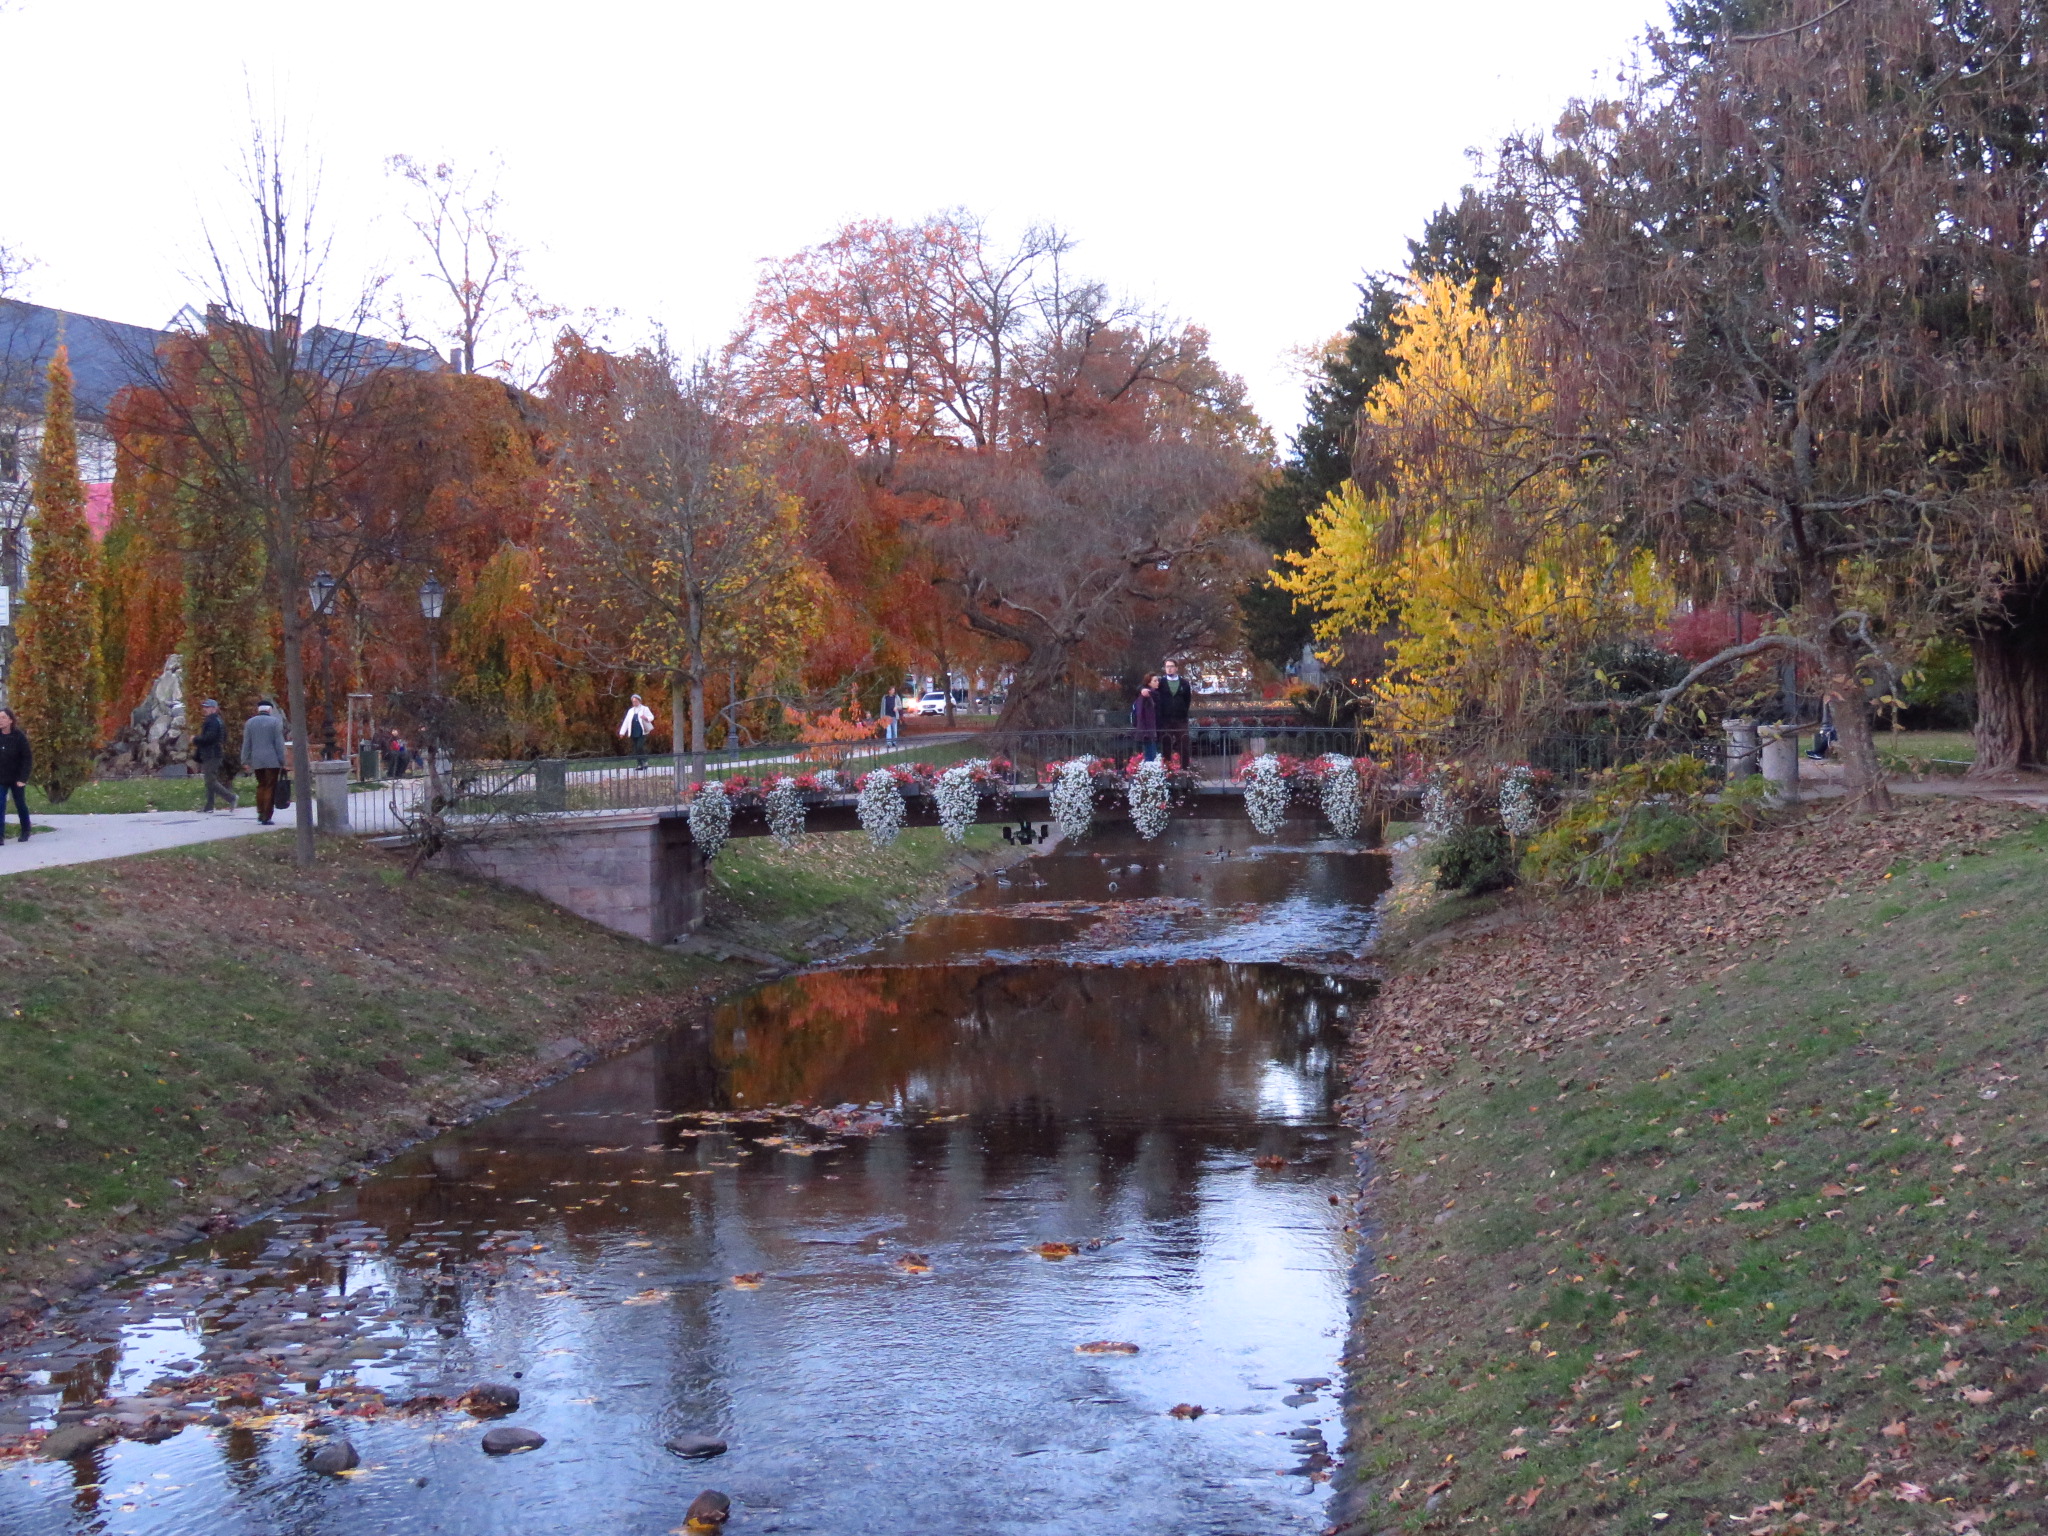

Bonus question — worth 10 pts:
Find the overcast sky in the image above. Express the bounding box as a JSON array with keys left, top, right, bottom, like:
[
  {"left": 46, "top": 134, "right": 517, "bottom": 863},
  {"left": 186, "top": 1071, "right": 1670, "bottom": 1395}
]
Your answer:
[{"left": 3, "top": 0, "right": 1668, "bottom": 440}]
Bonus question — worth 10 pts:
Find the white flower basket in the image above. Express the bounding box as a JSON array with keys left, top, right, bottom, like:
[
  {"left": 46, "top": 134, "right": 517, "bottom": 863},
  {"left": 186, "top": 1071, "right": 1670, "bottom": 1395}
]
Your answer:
[
  {"left": 1319, "top": 753, "right": 1361, "bottom": 839},
  {"left": 686, "top": 782, "right": 733, "bottom": 861},
  {"left": 1050, "top": 758, "right": 1096, "bottom": 841},
  {"left": 1421, "top": 769, "right": 1459, "bottom": 840},
  {"left": 811, "top": 768, "right": 841, "bottom": 794},
  {"left": 1243, "top": 753, "right": 1290, "bottom": 835},
  {"left": 1499, "top": 765, "right": 1539, "bottom": 838},
  {"left": 1126, "top": 758, "right": 1172, "bottom": 840},
  {"left": 764, "top": 775, "right": 806, "bottom": 846},
  {"left": 935, "top": 759, "right": 988, "bottom": 844},
  {"left": 857, "top": 768, "right": 906, "bottom": 848}
]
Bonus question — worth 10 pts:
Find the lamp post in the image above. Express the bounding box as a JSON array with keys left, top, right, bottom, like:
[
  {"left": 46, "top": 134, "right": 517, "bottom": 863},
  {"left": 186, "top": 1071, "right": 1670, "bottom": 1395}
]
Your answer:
[
  {"left": 309, "top": 569, "right": 338, "bottom": 759},
  {"left": 419, "top": 573, "right": 445, "bottom": 787}
]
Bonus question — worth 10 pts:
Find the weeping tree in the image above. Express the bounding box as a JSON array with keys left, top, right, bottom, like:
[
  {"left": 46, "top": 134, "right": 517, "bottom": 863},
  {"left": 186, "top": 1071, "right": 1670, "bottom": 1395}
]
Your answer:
[{"left": 1500, "top": 0, "right": 2048, "bottom": 802}]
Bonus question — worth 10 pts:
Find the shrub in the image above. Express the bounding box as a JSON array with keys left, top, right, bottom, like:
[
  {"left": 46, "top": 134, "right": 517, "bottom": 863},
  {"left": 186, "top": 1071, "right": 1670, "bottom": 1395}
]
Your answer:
[
  {"left": 1520, "top": 757, "right": 1769, "bottom": 893},
  {"left": 1430, "top": 823, "right": 1518, "bottom": 895}
]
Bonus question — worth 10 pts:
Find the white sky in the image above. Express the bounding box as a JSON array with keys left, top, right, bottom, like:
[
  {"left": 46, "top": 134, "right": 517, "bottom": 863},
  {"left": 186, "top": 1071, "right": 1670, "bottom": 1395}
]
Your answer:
[{"left": 3, "top": 0, "right": 1667, "bottom": 441}]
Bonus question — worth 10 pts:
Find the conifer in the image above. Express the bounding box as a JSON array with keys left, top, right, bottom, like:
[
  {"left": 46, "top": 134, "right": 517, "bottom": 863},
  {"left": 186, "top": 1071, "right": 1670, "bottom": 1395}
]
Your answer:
[{"left": 13, "top": 347, "right": 103, "bottom": 802}]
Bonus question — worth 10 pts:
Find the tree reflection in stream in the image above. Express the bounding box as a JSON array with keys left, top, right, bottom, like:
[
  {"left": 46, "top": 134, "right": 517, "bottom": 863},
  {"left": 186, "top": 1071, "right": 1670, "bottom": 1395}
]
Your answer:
[{"left": 0, "top": 821, "right": 1383, "bottom": 1536}]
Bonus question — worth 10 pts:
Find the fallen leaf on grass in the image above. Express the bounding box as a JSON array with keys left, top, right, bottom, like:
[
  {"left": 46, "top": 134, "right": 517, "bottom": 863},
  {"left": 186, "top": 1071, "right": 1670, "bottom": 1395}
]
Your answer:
[
  {"left": 1732, "top": 1200, "right": 1765, "bottom": 1211},
  {"left": 1031, "top": 1242, "right": 1078, "bottom": 1260},
  {"left": 729, "top": 1273, "right": 764, "bottom": 1290},
  {"left": 1821, "top": 1183, "right": 1850, "bottom": 1198},
  {"left": 1962, "top": 1387, "right": 1994, "bottom": 1406},
  {"left": 1074, "top": 1340, "right": 1140, "bottom": 1355},
  {"left": 1501, "top": 1446, "right": 1528, "bottom": 1461},
  {"left": 1818, "top": 1344, "right": 1850, "bottom": 1361},
  {"left": 1894, "top": 1481, "right": 1930, "bottom": 1503}
]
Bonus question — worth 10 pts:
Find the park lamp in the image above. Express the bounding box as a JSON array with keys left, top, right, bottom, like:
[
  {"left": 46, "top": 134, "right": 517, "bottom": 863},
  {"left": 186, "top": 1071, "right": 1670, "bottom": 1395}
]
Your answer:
[
  {"left": 418, "top": 573, "right": 446, "bottom": 621},
  {"left": 309, "top": 569, "right": 338, "bottom": 616}
]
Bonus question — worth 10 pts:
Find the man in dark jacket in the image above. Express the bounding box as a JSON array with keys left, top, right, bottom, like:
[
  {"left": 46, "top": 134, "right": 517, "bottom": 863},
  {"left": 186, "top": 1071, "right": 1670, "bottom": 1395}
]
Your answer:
[
  {"left": 194, "top": 698, "right": 238, "bottom": 813},
  {"left": 0, "top": 708, "right": 31, "bottom": 843},
  {"left": 239, "top": 701, "right": 288, "bottom": 825},
  {"left": 1156, "top": 660, "right": 1193, "bottom": 767}
]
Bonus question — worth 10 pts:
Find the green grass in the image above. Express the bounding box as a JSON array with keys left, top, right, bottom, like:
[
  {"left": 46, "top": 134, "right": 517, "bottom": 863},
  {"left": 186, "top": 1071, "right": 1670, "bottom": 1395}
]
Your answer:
[
  {"left": 27, "top": 778, "right": 210, "bottom": 814},
  {"left": 1876, "top": 729, "right": 1976, "bottom": 776},
  {"left": 705, "top": 824, "right": 1004, "bottom": 958},
  {"left": 1354, "top": 820, "right": 2048, "bottom": 1533}
]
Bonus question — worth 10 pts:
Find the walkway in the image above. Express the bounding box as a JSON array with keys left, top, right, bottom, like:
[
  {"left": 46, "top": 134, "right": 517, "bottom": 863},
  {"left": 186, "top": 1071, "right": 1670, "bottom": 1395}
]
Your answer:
[{"left": 0, "top": 809, "right": 284, "bottom": 875}]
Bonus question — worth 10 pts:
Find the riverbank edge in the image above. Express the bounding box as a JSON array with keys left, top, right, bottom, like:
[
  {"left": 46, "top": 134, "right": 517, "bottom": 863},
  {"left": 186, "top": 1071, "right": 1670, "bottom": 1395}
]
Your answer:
[
  {"left": 0, "top": 827, "right": 1038, "bottom": 1331},
  {"left": 1329, "top": 797, "right": 2048, "bottom": 1534}
]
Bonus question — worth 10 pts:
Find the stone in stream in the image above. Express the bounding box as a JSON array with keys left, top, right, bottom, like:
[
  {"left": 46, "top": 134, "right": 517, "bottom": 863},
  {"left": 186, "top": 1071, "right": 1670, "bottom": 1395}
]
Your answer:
[
  {"left": 40, "top": 1422, "right": 115, "bottom": 1460},
  {"left": 685, "top": 1489, "right": 732, "bottom": 1528},
  {"left": 481, "top": 1425, "right": 547, "bottom": 1454},
  {"left": 465, "top": 1381, "right": 521, "bottom": 1414},
  {"left": 665, "top": 1434, "right": 728, "bottom": 1459},
  {"left": 308, "top": 1438, "right": 360, "bottom": 1474}
]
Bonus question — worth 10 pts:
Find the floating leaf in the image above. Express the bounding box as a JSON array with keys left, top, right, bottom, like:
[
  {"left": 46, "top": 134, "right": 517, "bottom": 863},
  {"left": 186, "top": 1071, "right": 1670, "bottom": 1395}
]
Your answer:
[
  {"left": 730, "top": 1273, "right": 765, "bottom": 1290},
  {"left": 1031, "top": 1242, "right": 1078, "bottom": 1260},
  {"left": 1075, "top": 1340, "right": 1140, "bottom": 1355}
]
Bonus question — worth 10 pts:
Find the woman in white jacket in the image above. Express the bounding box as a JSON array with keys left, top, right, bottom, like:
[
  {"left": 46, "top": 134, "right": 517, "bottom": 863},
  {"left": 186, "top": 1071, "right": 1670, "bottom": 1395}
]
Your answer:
[{"left": 618, "top": 694, "right": 656, "bottom": 769}]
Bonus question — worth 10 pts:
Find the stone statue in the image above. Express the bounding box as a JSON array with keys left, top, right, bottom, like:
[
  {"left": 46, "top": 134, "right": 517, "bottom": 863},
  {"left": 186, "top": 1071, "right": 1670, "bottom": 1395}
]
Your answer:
[{"left": 96, "top": 653, "right": 192, "bottom": 776}]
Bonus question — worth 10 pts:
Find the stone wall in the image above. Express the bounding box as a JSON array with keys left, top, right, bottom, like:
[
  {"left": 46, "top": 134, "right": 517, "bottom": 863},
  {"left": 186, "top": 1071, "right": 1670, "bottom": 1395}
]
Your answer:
[{"left": 443, "top": 812, "right": 706, "bottom": 945}]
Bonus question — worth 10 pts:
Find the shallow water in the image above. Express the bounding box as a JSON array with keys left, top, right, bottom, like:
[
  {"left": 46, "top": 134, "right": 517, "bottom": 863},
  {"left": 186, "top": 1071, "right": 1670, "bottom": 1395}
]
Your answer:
[{"left": 0, "top": 818, "right": 1386, "bottom": 1534}]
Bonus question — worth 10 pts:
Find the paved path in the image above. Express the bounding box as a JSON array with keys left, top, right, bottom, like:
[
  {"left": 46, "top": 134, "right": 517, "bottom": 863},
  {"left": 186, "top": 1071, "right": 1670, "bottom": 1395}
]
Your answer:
[{"left": 0, "top": 809, "right": 284, "bottom": 875}]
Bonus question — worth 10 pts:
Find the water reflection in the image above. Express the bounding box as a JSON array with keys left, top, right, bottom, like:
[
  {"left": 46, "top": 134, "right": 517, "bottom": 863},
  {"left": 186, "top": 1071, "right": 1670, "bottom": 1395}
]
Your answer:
[{"left": 0, "top": 820, "right": 1381, "bottom": 1535}]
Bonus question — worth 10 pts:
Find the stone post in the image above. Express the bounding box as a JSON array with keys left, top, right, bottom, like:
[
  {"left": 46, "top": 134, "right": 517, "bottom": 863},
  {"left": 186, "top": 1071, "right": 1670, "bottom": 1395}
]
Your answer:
[
  {"left": 1723, "top": 717, "right": 1760, "bottom": 779},
  {"left": 535, "top": 758, "right": 568, "bottom": 813},
  {"left": 1757, "top": 724, "right": 1800, "bottom": 803},
  {"left": 358, "top": 740, "right": 381, "bottom": 783},
  {"left": 312, "top": 760, "right": 352, "bottom": 832}
]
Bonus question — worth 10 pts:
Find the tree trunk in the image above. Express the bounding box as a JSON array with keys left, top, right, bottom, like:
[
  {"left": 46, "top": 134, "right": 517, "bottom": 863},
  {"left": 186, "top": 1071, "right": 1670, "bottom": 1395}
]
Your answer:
[
  {"left": 1969, "top": 587, "right": 2048, "bottom": 775},
  {"left": 669, "top": 674, "right": 689, "bottom": 791},
  {"left": 689, "top": 664, "right": 707, "bottom": 784},
  {"left": 281, "top": 611, "right": 316, "bottom": 867},
  {"left": 1818, "top": 629, "right": 1891, "bottom": 812}
]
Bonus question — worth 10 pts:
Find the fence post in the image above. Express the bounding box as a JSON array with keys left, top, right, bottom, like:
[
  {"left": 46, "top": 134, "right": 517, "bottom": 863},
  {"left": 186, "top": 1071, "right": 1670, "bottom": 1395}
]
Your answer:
[
  {"left": 536, "top": 758, "right": 567, "bottom": 813},
  {"left": 312, "top": 760, "right": 352, "bottom": 833}
]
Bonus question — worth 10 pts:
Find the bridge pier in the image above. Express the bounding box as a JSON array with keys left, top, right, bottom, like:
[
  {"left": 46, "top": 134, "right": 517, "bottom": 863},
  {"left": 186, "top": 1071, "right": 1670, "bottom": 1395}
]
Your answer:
[{"left": 442, "top": 812, "right": 708, "bottom": 946}]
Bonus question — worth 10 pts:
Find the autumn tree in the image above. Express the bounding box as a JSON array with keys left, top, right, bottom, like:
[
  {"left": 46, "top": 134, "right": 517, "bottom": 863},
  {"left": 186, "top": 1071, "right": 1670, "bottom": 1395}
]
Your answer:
[
  {"left": 542, "top": 338, "right": 824, "bottom": 775},
  {"left": 1493, "top": 0, "right": 2048, "bottom": 803},
  {"left": 12, "top": 348, "right": 100, "bottom": 800}
]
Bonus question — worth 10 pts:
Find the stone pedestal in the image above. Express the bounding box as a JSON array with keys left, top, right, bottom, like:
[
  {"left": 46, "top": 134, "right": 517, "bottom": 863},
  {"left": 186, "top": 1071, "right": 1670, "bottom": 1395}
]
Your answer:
[
  {"left": 1723, "top": 717, "right": 1760, "bottom": 779},
  {"left": 535, "top": 759, "right": 567, "bottom": 813},
  {"left": 358, "top": 742, "right": 381, "bottom": 783},
  {"left": 312, "top": 760, "right": 352, "bottom": 832},
  {"left": 1758, "top": 724, "right": 1800, "bottom": 802}
]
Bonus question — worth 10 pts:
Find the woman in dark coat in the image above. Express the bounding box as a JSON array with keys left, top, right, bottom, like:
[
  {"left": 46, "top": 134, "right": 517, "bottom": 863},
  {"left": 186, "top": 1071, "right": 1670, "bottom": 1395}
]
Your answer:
[
  {"left": 0, "top": 709, "right": 32, "bottom": 843},
  {"left": 1130, "top": 678, "right": 1160, "bottom": 761}
]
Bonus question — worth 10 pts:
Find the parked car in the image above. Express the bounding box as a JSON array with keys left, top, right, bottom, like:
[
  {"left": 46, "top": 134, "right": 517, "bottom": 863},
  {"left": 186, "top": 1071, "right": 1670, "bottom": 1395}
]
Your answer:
[{"left": 910, "top": 690, "right": 952, "bottom": 717}]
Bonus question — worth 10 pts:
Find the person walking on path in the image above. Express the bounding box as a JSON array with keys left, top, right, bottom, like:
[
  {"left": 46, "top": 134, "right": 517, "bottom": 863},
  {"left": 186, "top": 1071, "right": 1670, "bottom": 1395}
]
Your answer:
[
  {"left": 882, "top": 685, "right": 901, "bottom": 742},
  {"left": 1130, "top": 677, "right": 1160, "bottom": 761},
  {"left": 239, "top": 700, "right": 288, "bottom": 825},
  {"left": 1156, "top": 660, "right": 1192, "bottom": 767},
  {"left": 0, "top": 709, "right": 32, "bottom": 843},
  {"left": 618, "top": 694, "right": 656, "bottom": 769},
  {"left": 193, "top": 698, "right": 238, "bottom": 813}
]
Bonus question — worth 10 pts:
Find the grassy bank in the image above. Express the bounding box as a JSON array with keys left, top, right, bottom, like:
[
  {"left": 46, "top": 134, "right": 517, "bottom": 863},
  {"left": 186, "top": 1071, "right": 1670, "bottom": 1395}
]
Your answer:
[
  {"left": 0, "top": 824, "right": 1006, "bottom": 1307},
  {"left": 1343, "top": 800, "right": 2048, "bottom": 1535}
]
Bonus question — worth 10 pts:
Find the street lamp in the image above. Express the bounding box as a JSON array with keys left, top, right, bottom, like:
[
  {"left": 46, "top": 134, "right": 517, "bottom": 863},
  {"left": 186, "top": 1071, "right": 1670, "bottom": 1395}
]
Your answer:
[
  {"left": 309, "top": 571, "right": 339, "bottom": 758},
  {"left": 419, "top": 574, "right": 446, "bottom": 787}
]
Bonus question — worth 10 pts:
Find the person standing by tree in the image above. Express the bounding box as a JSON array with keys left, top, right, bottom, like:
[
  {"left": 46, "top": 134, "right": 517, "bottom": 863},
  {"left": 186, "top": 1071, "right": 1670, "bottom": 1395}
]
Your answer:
[
  {"left": 193, "top": 698, "right": 237, "bottom": 813},
  {"left": 1157, "top": 660, "right": 1192, "bottom": 767},
  {"left": 0, "top": 710, "right": 34, "bottom": 843},
  {"left": 239, "top": 700, "right": 287, "bottom": 825},
  {"left": 618, "top": 692, "right": 656, "bottom": 769},
  {"left": 882, "top": 684, "right": 902, "bottom": 742}
]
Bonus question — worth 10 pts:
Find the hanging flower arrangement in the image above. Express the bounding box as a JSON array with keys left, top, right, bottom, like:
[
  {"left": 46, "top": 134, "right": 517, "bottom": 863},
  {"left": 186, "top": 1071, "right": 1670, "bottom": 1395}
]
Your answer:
[
  {"left": 686, "top": 781, "right": 733, "bottom": 860},
  {"left": 1318, "top": 753, "right": 1362, "bottom": 839},
  {"left": 857, "top": 767, "right": 907, "bottom": 847},
  {"left": 1049, "top": 757, "right": 1098, "bottom": 841},
  {"left": 935, "top": 758, "right": 990, "bottom": 843},
  {"left": 764, "top": 775, "right": 806, "bottom": 846},
  {"left": 1241, "top": 752, "right": 1290, "bottom": 836},
  {"left": 1498, "top": 764, "right": 1541, "bottom": 838},
  {"left": 1421, "top": 767, "right": 1461, "bottom": 840},
  {"left": 1126, "top": 757, "right": 1172, "bottom": 840}
]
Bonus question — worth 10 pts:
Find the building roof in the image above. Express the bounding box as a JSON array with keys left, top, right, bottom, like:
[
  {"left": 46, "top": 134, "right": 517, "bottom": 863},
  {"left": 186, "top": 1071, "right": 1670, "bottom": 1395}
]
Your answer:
[{"left": 0, "top": 299, "right": 172, "bottom": 424}]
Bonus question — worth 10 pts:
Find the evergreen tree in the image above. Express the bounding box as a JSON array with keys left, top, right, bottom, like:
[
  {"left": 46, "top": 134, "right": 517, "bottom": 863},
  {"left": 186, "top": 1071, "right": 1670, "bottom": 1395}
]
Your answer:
[{"left": 13, "top": 347, "right": 102, "bottom": 802}]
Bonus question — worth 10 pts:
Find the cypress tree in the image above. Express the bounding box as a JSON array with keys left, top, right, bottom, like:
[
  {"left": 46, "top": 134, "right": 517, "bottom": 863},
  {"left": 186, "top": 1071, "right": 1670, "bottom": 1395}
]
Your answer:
[{"left": 13, "top": 347, "right": 102, "bottom": 803}]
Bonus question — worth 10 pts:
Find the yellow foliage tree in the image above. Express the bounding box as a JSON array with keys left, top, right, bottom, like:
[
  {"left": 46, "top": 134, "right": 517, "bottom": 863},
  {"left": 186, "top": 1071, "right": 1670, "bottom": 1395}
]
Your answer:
[{"left": 1278, "top": 277, "right": 1670, "bottom": 743}]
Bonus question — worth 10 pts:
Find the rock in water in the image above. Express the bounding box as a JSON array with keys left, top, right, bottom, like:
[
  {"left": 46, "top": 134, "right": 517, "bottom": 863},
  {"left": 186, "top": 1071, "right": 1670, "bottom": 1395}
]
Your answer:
[
  {"left": 40, "top": 1422, "right": 115, "bottom": 1460},
  {"left": 308, "top": 1438, "right": 360, "bottom": 1474},
  {"left": 481, "top": 1425, "right": 546, "bottom": 1455},
  {"left": 466, "top": 1382, "right": 521, "bottom": 1414},
  {"left": 666, "top": 1434, "right": 728, "bottom": 1459},
  {"left": 685, "top": 1489, "right": 732, "bottom": 1528}
]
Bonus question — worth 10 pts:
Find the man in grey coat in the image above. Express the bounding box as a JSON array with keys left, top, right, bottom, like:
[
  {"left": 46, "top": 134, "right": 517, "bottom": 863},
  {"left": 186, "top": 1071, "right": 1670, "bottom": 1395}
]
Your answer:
[{"left": 239, "top": 701, "right": 288, "bottom": 825}]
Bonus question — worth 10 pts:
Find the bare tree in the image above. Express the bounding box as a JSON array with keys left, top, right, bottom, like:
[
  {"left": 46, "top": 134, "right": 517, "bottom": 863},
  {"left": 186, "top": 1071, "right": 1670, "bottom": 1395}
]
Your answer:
[{"left": 386, "top": 155, "right": 557, "bottom": 383}]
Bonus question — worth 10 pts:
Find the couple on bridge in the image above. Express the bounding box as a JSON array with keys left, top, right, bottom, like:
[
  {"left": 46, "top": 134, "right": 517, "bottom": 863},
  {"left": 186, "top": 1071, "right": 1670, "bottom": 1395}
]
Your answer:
[{"left": 1130, "top": 661, "right": 1193, "bottom": 765}]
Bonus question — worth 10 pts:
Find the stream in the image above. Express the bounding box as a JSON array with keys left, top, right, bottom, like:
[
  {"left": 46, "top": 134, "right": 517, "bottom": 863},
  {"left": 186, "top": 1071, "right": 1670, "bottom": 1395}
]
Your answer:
[{"left": 0, "top": 817, "right": 1387, "bottom": 1535}]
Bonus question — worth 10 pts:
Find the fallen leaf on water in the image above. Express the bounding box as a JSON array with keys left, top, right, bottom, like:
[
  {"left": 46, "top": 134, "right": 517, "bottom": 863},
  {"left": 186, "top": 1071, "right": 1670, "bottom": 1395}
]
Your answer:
[
  {"left": 730, "top": 1273, "right": 765, "bottom": 1290},
  {"left": 621, "top": 1289, "right": 670, "bottom": 1306},
  {"left": 1031, "top": 1242, "right": 1078, "bottom": 1260},
  {"left": 1074, "top": 1341, "right": 1140, "bottom": 1355},
  {"left": 1168, "top": 1403, "right": 1204, "bottom": 1419},
  {"left": 894, "top": 1254, "right": 932, "bottom": 1275},
  {"left": 1251, "top": 1155, "right": 1289, "bottom": 1170}
]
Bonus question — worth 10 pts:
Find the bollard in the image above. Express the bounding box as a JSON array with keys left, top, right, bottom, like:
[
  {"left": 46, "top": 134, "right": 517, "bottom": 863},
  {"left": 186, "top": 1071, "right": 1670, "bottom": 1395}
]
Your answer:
[
  {"left": 1757, "top": 724, "right": 1800, "bottom": 803},
  {"left": 312, "top": 760, "right": 353, "bottom": 832},
  {"left": 535, "top": 758, "right": 568, "bottom": 813},
  {"left": 358, "top": 740, "right": 381, "bottom": 783},
  {"left": 1723, "top": 717, "right": 1760, "bottom": 779}
]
